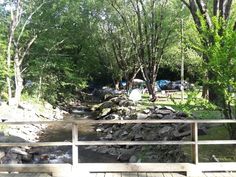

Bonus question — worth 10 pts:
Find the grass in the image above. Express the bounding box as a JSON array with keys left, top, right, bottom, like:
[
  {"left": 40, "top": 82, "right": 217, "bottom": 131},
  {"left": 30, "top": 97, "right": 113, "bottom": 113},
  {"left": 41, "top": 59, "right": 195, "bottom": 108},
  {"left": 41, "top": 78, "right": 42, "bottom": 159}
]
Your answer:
[
  {"left": 139, "top": 91, "right": 224, "bottom": 119},
  {"left": 198, "top": 125, "right": 236, "bottom": 162},
  {"left": 181, "top": 125, "right": 236, "bottom": 162}
]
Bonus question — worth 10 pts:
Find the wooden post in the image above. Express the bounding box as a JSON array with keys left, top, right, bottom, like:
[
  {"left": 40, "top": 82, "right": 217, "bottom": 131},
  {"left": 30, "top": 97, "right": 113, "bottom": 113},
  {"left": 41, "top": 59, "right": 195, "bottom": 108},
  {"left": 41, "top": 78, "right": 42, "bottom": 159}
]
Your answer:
[
  {"left": 72, "top": 123, "right": 79, "bottom": 165},
  {"left": 187, "top": 122, "right": 203, "bottom": 176},
  {"left": 191, "top": 122, "right": 198, "bottom": 164}
]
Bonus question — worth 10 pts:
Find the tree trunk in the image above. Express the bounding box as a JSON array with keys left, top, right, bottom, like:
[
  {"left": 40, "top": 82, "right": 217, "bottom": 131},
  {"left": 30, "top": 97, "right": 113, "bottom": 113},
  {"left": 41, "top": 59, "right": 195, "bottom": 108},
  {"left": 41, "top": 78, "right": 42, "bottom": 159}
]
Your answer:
[
  {"left": 37, "top": 76, "right": 42, "bottom": 101},
  {"left": 146, "top": 80, "right": 157, "bottom": 101},
  {"left": 6, "top": 26, "right": 13, "bottom": 102},
  {"left": 202, "top": 71, "right": 209, "bottom": 99},
  {"left": 114, "top": 80, "right": 120, "bottom": 90},
  {"left": 126, "top": 79, "right": 133, "bottom": 92},
  {"left": 141, "top": 68, "right": 157, "bottom": 101},
  {"left": 14, "top": 60, "right": 24, "bottom": 106},
  {"left": 227, "top": 124, "right": 236, "bottom": 140}
]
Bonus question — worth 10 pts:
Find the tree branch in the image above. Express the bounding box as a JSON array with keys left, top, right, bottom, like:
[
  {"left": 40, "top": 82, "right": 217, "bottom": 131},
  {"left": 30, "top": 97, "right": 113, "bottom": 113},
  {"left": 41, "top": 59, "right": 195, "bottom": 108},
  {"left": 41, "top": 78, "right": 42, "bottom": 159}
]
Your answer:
[
  {"left": 180, "top": 0, "right": 190, "bottom": 9},
  {"left": 17, "top": 1, "right": 46, "bottom": 44},
  {"left": 213, "top": 0, "right": 219, "bottom": 16},
  {"left": 19, "top": 35, "right": 37, "bottom": 65},
  {"left": 196, "top": 0, "right": 213, "bottom": 28},
  {"left": 224, "top": 0, "right": 233, "bottom": 20}
]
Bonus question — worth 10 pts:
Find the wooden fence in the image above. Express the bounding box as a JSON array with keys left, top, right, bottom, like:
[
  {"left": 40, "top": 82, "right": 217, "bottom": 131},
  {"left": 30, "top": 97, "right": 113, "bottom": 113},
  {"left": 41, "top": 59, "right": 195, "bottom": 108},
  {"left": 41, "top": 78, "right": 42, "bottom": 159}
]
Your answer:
[{"left": 0, "top": 119, "right": 236, "bottom": 176}]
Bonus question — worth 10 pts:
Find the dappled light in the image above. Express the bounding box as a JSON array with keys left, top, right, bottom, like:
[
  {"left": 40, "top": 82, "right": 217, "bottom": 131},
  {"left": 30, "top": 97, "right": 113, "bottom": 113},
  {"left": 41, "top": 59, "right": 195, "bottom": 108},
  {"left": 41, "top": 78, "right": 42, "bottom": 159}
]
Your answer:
[{"left": 0, "top": 0, "right": 235, "bottom": 176}]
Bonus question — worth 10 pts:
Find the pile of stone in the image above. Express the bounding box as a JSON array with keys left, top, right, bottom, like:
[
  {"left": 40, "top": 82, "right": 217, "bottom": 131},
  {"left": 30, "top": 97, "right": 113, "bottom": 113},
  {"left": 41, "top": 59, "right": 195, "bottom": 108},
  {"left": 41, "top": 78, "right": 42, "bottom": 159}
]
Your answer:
[
  {"left": 0, "top": 101, "right": 69, "bottom": 164},
  {"left": 92, "top": 95, "right": 136, "bottom": 119},
  {"left": 88, "top": 95, "right": 206, "bottom": 163},
  {"left": 0, "top": 146, "right": 71, "bottom": 164}
]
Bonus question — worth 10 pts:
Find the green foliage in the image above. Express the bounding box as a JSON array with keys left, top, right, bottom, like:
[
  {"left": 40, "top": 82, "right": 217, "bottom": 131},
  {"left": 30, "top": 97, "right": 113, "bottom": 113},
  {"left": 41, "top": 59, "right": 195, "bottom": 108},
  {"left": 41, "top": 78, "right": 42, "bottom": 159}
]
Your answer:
[
  {"left": 0, "top": 14, "right": 7, "bottom": 98},
  {"left": 171, "top": 88, "right": 218, "bottom": 116}
]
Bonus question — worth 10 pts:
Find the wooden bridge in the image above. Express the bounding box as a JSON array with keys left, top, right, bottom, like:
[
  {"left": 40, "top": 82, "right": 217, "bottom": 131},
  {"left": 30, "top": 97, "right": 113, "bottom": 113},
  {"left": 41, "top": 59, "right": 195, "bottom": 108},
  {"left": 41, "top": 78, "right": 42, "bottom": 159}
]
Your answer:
[{"left": 0, "top": 119, "right": 236, "bottom": 177}]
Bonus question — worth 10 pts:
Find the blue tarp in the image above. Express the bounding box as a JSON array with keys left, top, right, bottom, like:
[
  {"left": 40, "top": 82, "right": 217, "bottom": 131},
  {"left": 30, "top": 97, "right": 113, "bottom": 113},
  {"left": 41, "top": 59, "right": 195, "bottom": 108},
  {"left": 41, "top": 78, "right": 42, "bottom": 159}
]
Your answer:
[{"left": 157, "top": 80, "right": 171, "bottom": 90}]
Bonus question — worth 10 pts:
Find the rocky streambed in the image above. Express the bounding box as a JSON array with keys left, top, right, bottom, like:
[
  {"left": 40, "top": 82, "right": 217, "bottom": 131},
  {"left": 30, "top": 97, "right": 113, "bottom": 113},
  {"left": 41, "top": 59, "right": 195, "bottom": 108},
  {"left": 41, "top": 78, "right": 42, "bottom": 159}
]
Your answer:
[
  {"left": 0, "top": 101, "right": 68, "bottom": 164},
  {"left": 86, "top": 95, "right": 198, "bottom": 163},
  {"left": 0, "top": 93, "right": 208, "bottom": 164}
]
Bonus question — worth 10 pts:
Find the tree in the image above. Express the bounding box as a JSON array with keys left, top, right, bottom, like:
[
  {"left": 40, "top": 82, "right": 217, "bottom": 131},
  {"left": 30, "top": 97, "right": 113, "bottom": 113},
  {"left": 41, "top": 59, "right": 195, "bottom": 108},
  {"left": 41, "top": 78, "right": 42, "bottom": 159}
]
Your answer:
[
  {"left": 3, "top": 0, "right": 45, "bottom": 105},
  {"left": 181, "top": 0, "right": 236, "bottom": 105},
  {"left": 107, "top": 0, "right": 180, "bottom": 99},
  {"left": 98, "top": 4, "right": 140, "bottom": 90},
  {"left": 182, "top": 0, "right": 236, "bottom": 139},
  {"left": 0, "top": 6, "right": 7, "bottom": 97}
]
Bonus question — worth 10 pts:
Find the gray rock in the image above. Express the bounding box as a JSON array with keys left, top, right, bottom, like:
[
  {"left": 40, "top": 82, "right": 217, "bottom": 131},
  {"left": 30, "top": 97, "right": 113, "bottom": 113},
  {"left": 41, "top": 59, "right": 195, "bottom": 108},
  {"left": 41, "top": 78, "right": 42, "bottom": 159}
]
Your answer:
[
  {"left": 118, "top": 148, "right": 135, "bottom": 162},
  {"left": 137, "top": 113, "right": 148, "bottom": 120},
  {"left": 164, "top": 106, "right": 176, "bottom": 112},
  {"left": 156, "top": 109, "right": 173, "bottom": 115},
  {"left": 134, "top": 133, "right": 143, "bottom": 140},
  {"left": 105, "top": 134, "right": 113, "bottom": 140},
  {"left": 129, "top": 155, "right": 138, "bottom": 163},
  {"left": 173, "top": 130, "right": 191, "bottom": 138},
  {"left": 159, "top": 126, "right": 172, "bottom": 135},
  {"left": 100, "top": 101, "right": 114, "bottom": 109},
  {"left": 99, "top": 108, "right": 112, "bottom": 117},
  {"left": 148, "top": 113, "right": 164, "bottom": 119},
  {"left": 121, "top": 131, "right": 129, "bottom": 136},
  {"left": 143, "top": 109, "right": 150, "bottom": 114},
  {"left": 10, "top": 147, "right": 28, "bottom": 156},
  {"left": 97, "top": 146, "right": 109, "bottom": 154}
]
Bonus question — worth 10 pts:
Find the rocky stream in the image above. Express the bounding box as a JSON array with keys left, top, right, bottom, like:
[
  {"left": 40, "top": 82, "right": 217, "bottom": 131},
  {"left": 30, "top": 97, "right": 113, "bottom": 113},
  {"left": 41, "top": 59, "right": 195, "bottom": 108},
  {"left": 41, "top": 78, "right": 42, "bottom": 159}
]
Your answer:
[{"left": 0, "top": 90, "right": 208, "bottom": 164}]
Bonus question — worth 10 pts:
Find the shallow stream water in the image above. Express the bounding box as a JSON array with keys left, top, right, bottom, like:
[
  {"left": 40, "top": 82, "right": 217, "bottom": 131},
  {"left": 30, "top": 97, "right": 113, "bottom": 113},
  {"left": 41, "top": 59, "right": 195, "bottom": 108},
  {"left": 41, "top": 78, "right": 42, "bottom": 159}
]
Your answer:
[{"left": 38, "top": 110, "right": 119, "bottom": 163}]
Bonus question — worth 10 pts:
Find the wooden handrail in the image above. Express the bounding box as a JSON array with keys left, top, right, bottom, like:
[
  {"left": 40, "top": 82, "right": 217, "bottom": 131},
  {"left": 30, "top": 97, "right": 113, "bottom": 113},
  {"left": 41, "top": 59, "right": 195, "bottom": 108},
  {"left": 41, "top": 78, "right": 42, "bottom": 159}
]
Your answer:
[
  {"left": 0, "top": 119, "right": 236, "bottom": 175},
  {"left": 1, "top": 119, "right": 236, "bottom": 125}
]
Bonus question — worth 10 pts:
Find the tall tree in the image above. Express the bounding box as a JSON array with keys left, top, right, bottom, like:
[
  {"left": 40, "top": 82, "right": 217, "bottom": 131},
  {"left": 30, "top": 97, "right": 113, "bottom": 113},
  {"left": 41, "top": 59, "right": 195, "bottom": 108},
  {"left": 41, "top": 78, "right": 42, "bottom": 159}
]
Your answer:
[
  {"left": 4, "top": 0, "right": 45, "bottom": 105},
  {"left": 181, "top": 0, "right": 236, "bottom": 106},
  {"left": 109, "top": 0, "right": 179, "bottom": 100},
  {"left": 98, "top": 4, "right": 140, "bottom": 90}
]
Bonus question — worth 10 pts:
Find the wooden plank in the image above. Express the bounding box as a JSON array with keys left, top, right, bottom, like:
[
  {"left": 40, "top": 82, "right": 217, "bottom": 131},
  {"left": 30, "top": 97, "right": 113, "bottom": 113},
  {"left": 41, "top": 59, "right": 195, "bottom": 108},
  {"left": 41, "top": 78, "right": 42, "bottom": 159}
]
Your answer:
[
  {"left": 230, "top": 173, "right": 236, "bottom": 177},
  {"left": 211, "top": 173, "right": 227, "bottom": 177},
  {"left": 96, "top": 173, "right": 105, "bottom": 177},
  {"left": 0, "top": 164, "right": 72, "bottom": 173},
  {"left": 138, "top": 173, "right": 147, "bottom": 177},
  {"left": 1, "top": 119, "right": 236, "bottom": 125},
  {"left": 122, "top": 173, "right": 138, "bottom": 177},
  {"left": 191, "top": 123, "right": 198, "bottom": 164},
  {"left": 198, "top": 140, "right": 236, "bottom": 145},
  {"left": 218, "top": 172, "right": 233, "bottom": 177},
  {"left": 18, "top": 174, "right": 29, "bottom": 177},
  {"left": 0, "top": 121, "right": 72, "bottom": 125},
  {"left": 198, "top": 163, "right": 236, "bottom": 172},
  {"left": 0, "top": 174, "right": 13, "bottom": 177},
  {"left": 72, "top": 123, "right": 79, "bottom": 165},
  {"left": 77, "top": 163, "right": 194, "bottom": 172},
  {"left": 204, "top": 173, "right": 215, "bottom": 177},
  {"left": 0, "top": 142, "right": 72, "bottom": 147},
  {"left": 172, "top": 174, "right": 183, "bottom": 177},
  {"left": 104, "top": 173, "right": 115, "bottom": 177},
  {"left": 0, "top": 139, "right": 235, "bottom": 148},
  {"left": 147, "top": 173, "right": 164, "bottom": 177},
  {"left": 89, "top": 173, "right": 97, "bottom": 177},
  {"left": 76, "top": 141, "right": 194, "bottom": 146},
  {"left": 37, "top": 174, "right": 52, "bottom": 177},
  {"left": 113, "top": 173, "right": 122, "bottom": 177},
  {"left": 72, "top": 119, "right": 236, "bottom": 124},
  {"left": 163, "top": 173, "right": 173, "bottom": 177}
]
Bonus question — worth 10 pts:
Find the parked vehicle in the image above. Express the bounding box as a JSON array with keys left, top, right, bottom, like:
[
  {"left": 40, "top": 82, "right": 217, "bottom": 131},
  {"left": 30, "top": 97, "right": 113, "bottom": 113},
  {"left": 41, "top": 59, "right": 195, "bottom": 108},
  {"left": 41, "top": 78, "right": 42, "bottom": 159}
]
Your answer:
[{"left": 171, "top": 80, "right": 190, "bottom": 90}]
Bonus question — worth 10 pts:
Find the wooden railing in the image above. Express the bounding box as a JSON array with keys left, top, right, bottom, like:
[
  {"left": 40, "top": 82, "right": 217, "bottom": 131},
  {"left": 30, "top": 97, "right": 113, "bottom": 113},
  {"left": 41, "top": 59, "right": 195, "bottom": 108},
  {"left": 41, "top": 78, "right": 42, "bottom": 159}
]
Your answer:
[{"left": 0, "top": 119, "right": 236, "bottom": 177}]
